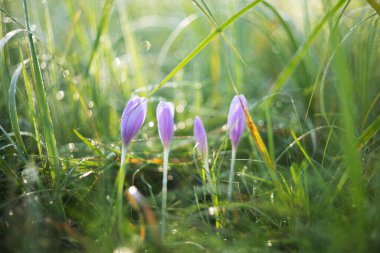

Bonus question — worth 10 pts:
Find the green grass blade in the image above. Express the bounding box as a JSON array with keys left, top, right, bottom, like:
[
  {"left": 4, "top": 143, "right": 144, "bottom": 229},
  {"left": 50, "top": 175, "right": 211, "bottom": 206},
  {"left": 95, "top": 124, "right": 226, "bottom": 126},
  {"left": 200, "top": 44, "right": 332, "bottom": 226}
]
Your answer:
[
  {"left": 0, "top": 29, "right": 25, "bottom": 50},
  {"left": 73, "top": 129, "right": 104, "bottom": 157},
  {"left": 84, "top": 0, "right": 115, "bottom": 76},
  {"left": 267, "top": 0, "right": 347, "bottom": 98},
  {"left": 22, "top": 0, "right": 63, "bottom": 215},
  {"left": 9, "top": 58, "right": 29, "bottom": 157},
  {"left": 148, "top": 0, "right": 265, "bottom": 97}
]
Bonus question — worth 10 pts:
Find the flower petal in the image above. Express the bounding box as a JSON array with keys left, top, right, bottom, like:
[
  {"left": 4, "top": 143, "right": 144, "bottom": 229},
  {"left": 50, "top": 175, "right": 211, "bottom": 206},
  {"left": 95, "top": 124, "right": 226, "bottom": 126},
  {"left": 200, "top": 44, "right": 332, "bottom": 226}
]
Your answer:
[
  {"left": 194, "top": 116, "right": 208, "bottom": 156},
  {"left": 157, "top": 102, "right": 174, "bottom": 148},
  {"left": 120, "top": 96, "right": 147, "bottom": 146},
  {"left": 227, "top": 95, "right": 248, "bottom": 148}
]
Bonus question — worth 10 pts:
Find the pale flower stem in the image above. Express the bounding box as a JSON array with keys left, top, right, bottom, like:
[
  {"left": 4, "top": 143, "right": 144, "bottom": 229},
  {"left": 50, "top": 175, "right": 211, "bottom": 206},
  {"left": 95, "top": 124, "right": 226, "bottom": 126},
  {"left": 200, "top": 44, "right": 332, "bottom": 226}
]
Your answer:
[
  {"left": 161, "top": 147, "right": 170, "bottom": 238},
  {"left": 203, "top": 156, "right": 212, "bottom": 192},
  {"left": 117, "top": 144, "right": 128, "bottom": 236},
  {"left": 227, "top": 147, "right": 237, "bottom": 200}
]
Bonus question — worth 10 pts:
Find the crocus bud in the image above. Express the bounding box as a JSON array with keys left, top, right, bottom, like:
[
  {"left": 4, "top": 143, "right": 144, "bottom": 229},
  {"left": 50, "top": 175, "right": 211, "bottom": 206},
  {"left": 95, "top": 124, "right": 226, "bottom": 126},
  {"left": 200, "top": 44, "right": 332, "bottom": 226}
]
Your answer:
[
  {"left": 156, "top": 102, "right": 174, "bottom": 149},
  {"left": 194, "top": 116, "right": 208, "bottom": 157},
  {"left": 120, "top": 96, "right": 147, "bottom": 147},
  {"left": 228, "top": 95, "right": 248, "bottom": 149}
]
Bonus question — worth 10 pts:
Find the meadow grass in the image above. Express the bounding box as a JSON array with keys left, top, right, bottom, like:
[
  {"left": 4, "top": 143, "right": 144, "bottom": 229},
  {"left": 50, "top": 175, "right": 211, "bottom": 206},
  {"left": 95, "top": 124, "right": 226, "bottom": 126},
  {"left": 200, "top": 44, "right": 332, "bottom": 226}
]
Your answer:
[{"left": 1, "top": 0, "right": 380, "bottom": 252}]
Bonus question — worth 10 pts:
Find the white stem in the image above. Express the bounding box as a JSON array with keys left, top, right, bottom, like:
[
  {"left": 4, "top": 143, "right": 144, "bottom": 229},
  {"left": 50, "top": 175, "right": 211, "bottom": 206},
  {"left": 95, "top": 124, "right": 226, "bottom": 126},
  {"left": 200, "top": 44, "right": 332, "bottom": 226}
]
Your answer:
[
  {"left": 117, "top": 144, "right": 128, "bottom": 236},
  {"left": 161, "top": 147, "right": 170, "bottom": 237},
  {"left": 227, "top": 147, "right": 237, "bottom": 200}
]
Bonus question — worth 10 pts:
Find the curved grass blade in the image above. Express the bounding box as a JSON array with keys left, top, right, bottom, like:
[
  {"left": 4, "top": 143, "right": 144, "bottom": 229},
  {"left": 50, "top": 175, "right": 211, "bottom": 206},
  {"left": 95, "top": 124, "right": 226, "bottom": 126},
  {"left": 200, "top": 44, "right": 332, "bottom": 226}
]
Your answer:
[
  {"left": 73, "top": 129, "right": 104, "bottom": 157},
  {"left": 357, "top": 113, "right": 380, "bottom": 149},
  {"left": 9, "top": 58, "right": 30, "bottom": 157},
  {"left": 267, "top": 0, "right": 347, "bottom": 100},
  {"left": 148, "top": 0, "right": 265, "bottom": 97},
  {"left": 0, "top": 29, "right": 25, "bottom": 51}
]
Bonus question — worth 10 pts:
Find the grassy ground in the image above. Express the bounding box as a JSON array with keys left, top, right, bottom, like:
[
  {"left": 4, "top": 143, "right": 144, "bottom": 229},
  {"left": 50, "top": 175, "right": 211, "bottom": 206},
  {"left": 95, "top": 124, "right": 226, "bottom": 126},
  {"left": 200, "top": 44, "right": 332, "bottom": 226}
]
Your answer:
[{"left": 1, "top": 0, "right": 380, "bottom": 252}]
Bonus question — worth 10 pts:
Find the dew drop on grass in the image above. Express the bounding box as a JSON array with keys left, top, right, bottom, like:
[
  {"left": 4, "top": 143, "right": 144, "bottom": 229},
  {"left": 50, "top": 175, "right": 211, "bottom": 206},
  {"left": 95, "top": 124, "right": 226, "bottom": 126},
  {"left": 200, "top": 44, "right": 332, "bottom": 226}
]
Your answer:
[
  {"left": 3, "top": 17, "right": 11, "bottom": 23},
  {"left": 168, "top": 175, "right": 173, "bottom": 181},
  {"left": 8, "top": 210, "right": 13, "bottom": 216},
  {"left": 40, "top": 61, "right": 46, "bottom": 69},
  {"left": 194, "top": 82, "right": 201, "bottom": 89},
  {"left": 87, "top": 110, "right": 93, "bottom": 117},
  {"left": 73, "top": 92, "right": 80, "bottom": 101},
  {"left": 143, "top": 41, "right": 151, "bottom": 51},
  {"left": 30, "top": 24, "right": 36, "bottom": 32},
  {"left": 148, "top": 121, "right": 154, "bottom": 127},
  {"left": 185, "top": 118, "right": 193, "bottom": 126},
  {"left": 68, "top": 143, "right": 75, "bottom": 152},
  {"left": 176, "top": 104, "right": 184, "bottom": 113},
  {"left": 63, "top": 69, "right": 70, "bottom": 78},
  {"left": 55, "top": 90, "right": 64, "bottom": 100},
  {"left": 178, "top": 122, "right": 185, "bottom": 129},
  {"left": 88, "top": 101, "right": 94, "bottom": 108}
]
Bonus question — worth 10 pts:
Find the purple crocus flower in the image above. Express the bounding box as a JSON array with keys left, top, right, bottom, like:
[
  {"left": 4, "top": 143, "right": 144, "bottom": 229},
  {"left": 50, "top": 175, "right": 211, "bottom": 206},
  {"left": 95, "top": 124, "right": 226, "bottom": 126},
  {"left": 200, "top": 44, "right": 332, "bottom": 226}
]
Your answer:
[
  {"left": 156, "top": 101, "right": 174, "bottom": 237},
  {"left": 156, "top": 102, "right": 174, "bottom": 149},
  {"left": 120, "top": 96, "right": 147, "bottom": 147},
  {"left": 227, "top": 95, "right": 248, "bottom": 200},
  {"left": 194, "top": 116, "right": 208, "bottom": 158},
  {"left": 228, "top": 95, "right": 248, "bottom": 149}
]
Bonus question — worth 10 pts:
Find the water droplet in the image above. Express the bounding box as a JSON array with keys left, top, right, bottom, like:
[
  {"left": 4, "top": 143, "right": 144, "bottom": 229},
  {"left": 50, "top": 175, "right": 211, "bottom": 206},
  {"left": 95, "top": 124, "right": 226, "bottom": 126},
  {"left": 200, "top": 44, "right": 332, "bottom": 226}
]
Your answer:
[
  {"left": 73, "top": 92, "right": 80, "bottom": 101},
  {"left": 88, "top": 101, "right": 94, "bottom": 108},
  {"left": 148, "top": 121, "right": 155, "bottom": 127},
  {"left": 3, "top": 17, "right": 11, "bottom": 24},
  {"left": 30, "top": 24, "right": 36, "bottom": 32},
  {"left": 114, "top": 57, "right": 121, "bottom": 67},
  {"left": 177, "top": 122, "right": 185, "bottom": 129},
  {"left": 56, "top": 90, "right": 64, "bottom": 100},
  {"left": 143, "top": 41, "right": 151, "bottom": 51},
  {"left": 222, "top": 124, "right": 228, "bottom": 131},
  {"left": 91, "top": 140, "right": 96, "bottom": 146},
  {"left": 63, "top": 69, "right": 70, "bottom": 78},
  {"left": 168, "top": 175, "right": 173, "bottom": 181},
  {"left": 267, "top": 240, "right": 272, "bottom": 247},
  {"left": 185, "top": 118, "right": 193, "bottom": 126},
  {"left": 68, "top": 143, "right": 75, "bottom": 152},
  {"left": 41, "top": 0, "right": 47, "bottom": 4},
  {"left": 40, "top": 61, "right": 47, "bottom": 69},
  {"left": 87, "top": 110, "right": 93, "bottom": 117},
  {"left": 171, "top": 229, "right": 178, "bottom": 234},
  {"left": 8, "top": 210, "right": 13, "bottom": 216},
  {"left": 176, "top": 104, "right": 184, "bottom": 113}
]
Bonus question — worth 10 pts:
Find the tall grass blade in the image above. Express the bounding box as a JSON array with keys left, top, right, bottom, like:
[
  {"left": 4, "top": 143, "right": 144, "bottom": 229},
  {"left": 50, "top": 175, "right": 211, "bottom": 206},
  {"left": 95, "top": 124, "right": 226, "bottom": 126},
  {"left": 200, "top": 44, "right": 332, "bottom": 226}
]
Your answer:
[
  {"left": 267, "top": 0, "right": 347, "bottom": 99},
  {"left": 9, "top": 58, "right": 29, "bottom": 157},
  {"left": 148, "top": 0, "right": 265, "bottom": 97},
  {"left": 0, "top": 29, "right": 25, "bottom": 50},
  {"left": 22, "top": 0, "right": 63, "bottom": 215}
]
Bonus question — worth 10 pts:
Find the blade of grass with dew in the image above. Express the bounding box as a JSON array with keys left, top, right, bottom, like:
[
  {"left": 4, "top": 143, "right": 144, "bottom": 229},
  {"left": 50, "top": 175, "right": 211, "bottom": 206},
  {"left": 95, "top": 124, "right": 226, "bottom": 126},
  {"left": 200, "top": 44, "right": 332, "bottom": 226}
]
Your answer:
[
  {"left": 22, "top": 0, "right": 63, "bottom": 215},
  {"left": 73, "top": 129, "right": 104, "bottom": 157},
  {"left": 148, "top": 0, "right": 265, "bottom": 97},
  {"left": 267, "top": 0, "right": 347, "bottom": 100},
  {"left": 9, "top": 57, "right": 29, "bottom": 157}
]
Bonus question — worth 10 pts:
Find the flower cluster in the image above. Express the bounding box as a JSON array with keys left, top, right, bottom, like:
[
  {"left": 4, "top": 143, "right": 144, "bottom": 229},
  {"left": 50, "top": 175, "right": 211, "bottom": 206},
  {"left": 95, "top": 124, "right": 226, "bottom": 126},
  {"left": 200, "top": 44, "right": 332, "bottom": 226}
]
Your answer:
[{"left": 119, "top": 94, "right": 248, "bottom": 234}]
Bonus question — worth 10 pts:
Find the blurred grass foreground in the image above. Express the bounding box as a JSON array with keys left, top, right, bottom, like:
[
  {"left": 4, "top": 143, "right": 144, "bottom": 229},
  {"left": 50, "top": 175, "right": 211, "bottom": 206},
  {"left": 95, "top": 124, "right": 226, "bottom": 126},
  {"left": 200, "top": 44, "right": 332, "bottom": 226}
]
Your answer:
[{"left": 1, "top": 0, "right": 380, "bottom": 252}]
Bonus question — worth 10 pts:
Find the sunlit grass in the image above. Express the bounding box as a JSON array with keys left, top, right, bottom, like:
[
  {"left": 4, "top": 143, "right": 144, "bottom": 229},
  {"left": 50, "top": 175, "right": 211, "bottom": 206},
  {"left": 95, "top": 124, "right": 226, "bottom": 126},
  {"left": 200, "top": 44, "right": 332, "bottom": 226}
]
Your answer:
[{"left": 1, "top": 0, "right": 380, "bottom": 252}]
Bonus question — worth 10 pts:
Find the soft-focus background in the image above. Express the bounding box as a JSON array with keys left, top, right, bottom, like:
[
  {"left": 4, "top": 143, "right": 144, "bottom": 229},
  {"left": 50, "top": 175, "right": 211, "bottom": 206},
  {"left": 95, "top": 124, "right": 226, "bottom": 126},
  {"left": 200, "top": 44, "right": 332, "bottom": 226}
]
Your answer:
[{"left": 1, "top": 0, "right": 380, "bottom": 252}]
